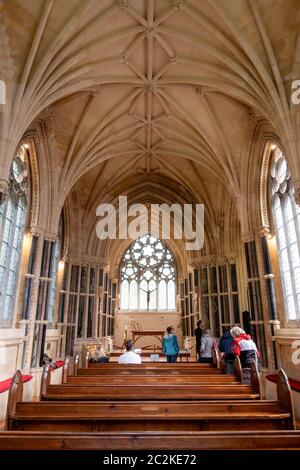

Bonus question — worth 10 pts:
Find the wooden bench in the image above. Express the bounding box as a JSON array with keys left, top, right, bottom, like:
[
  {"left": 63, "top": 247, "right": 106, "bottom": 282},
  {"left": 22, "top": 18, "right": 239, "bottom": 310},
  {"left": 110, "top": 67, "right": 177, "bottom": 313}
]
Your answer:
[
  {"left": 6, "top": 367, "right": 293, "bottom": 432},
  {"left": 2, "top": 367, "right": 297, "bottom": 450},
  {"left": 43, "top": 384, "right": 260, "bottom": 401},
  {"left": 71, "top": 352, "right": 227, "bottom": 378},
  {"left": 41, "top": 358, "right": 262, "bottom": 400},
  {"left": 1, "top": 430, "right": 300, "bottom": 450},
  {"left": 76, "top": 366, "right": 224, "bottom": 376},
  {"left": 41, "top": 364, "right": 260, "bottom": 401},
  {"left": 78, "top": 352, "right": 214, "bottom": 369},
  {"left": 64, "top": 375, "right": 241, "bottom": 385},
  {"left": 6, "top": 399, "right": 294, "bottom": 432}
]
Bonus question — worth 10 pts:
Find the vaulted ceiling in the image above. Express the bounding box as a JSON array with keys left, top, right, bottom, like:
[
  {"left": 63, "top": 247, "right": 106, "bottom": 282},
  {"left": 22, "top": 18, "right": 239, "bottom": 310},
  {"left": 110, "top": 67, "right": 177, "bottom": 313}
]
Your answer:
[{"left": 1, "top": 0, "right": 300, "bottom": 246}]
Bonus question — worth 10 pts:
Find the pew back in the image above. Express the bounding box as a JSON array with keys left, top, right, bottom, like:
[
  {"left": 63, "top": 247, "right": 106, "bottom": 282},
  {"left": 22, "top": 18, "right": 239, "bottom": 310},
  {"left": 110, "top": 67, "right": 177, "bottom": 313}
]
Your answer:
[{"left": 1, "top": 430, "right": 300, "bottom": 450}]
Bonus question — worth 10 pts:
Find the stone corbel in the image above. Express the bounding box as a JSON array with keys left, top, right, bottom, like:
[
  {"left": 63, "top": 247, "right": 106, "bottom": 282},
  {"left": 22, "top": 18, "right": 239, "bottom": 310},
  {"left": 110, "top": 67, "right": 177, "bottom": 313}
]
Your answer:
[
  {"left": 0, "top": 178, "right": 9, "bottom": 204},
  {"left": 28, "top": 225, "right": 43, "bottom": 237},
  {"left": 258, "top": 226, "right": 271, "bottom": 238},
  {"left": 241, "top": 231, "right": 255, "bottom": 243},
  {"left": 44, "top": 231, "right": 59, "bottom": 242},
  {"left": 293, "top": 179, "right": 300, "bottom": 207}
]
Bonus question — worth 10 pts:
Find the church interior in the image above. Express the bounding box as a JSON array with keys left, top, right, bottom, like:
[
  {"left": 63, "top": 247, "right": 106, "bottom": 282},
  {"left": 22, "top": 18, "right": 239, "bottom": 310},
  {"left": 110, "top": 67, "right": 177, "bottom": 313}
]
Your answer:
[{"left": 1, "top": 0, "right": 300, "bottom": 452}]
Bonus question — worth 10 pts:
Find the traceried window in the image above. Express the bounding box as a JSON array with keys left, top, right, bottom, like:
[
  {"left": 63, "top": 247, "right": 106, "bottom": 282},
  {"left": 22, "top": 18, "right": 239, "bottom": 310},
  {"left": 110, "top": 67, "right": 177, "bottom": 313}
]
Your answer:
[
  {"left": 0, "top": 146, "right": 29, "bottom": 326},
  {"left": 120, "top": 235, "right": 176, "bottom": 311},
  {"left": 270, "top": 147, "right": 300, "bottom": 321}
]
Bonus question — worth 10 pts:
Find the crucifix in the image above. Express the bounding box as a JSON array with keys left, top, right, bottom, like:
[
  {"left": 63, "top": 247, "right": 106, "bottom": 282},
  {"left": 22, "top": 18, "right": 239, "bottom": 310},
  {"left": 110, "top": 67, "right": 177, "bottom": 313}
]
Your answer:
[{"left": 140, "top": 286, "right": 157, "bottom": 310}]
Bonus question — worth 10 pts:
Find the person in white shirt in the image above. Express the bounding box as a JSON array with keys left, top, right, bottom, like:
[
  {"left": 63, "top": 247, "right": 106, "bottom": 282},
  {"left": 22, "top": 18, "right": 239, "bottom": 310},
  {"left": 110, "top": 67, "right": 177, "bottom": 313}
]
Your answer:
[{"left": 118, "top": 340, "right": 142, "bottom": 364}]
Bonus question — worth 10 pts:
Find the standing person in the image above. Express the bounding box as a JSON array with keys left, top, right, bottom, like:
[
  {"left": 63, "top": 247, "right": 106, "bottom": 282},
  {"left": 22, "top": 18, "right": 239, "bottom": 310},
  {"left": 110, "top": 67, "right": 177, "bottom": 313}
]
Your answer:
[
  {"left": 194, "top": 320, "right": 204, "bottom": 362},
  {"left": 118, "top": 340, "right": 142, "bottom": 364},
  {"left": 230, "top": 326, "right": 259, "bottom": 383},
  {"left": 162, "top": 326, "right": 180, "bottom": 363},
  {"left": 199, "top": 329, "right": 215, "bottom": 363},
  {"left": 219, "top": 327, "right": 235, "bottom": 374}
]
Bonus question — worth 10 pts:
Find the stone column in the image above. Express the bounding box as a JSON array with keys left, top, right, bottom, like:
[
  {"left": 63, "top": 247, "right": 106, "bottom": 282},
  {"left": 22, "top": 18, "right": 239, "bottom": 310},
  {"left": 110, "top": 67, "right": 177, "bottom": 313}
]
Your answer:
[{"left": 21, "top": 226, "right": 44, "bottom": 372}]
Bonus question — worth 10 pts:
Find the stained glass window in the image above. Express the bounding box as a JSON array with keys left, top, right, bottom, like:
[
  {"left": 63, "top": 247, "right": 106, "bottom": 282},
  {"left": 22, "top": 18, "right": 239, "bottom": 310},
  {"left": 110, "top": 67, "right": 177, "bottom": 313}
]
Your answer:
[
  {"left": 0, "top": 146, "right": 29, "bottom": 326},
  {"left": 120, "top": 235, "right": 176, "bottom": 310},
  {"left": 270, "top": 147, "right": 300, "bottom": 320}
]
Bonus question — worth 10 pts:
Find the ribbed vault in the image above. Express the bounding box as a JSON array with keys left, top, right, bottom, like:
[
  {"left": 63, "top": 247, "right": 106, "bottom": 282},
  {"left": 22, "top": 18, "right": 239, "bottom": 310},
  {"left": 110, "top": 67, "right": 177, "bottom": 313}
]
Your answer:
[{"left": 1, "top": 0, "right": 300, "bottom": 240}]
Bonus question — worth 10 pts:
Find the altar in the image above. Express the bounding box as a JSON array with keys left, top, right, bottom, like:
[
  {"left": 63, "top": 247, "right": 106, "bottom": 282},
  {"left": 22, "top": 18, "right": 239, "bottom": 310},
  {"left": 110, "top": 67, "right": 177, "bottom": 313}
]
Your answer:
[
  {"left": 129, "top": 330, "right": 191, "bottom": 362},
  {"left": 131, "top": 330, "right": 165, "bottom": 346}
]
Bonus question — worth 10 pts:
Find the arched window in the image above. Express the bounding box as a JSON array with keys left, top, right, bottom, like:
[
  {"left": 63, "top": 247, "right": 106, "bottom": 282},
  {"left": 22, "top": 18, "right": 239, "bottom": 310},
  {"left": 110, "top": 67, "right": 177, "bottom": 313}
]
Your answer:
[
  {"left": 0, "top": 146, "right": 29, "bottom": 326},
  {"left": 120, "top": 235, "right": 176, "bottom": 310},
  {"left": 270, "top": 147, "right": 300, "bottom": 320}
]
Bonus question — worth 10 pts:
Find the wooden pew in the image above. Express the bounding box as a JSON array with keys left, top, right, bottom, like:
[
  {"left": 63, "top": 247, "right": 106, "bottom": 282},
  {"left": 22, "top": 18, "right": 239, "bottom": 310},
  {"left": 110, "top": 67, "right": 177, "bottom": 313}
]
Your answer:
[
  {"left": 64, "top": 375, "right": 241, "bottom": 385},
  {"left": 6, "top": 399, "right": 294, "bottom": 432},
  {"left": 41, "top": 359, "right": 262, "bottom": 400},
  {"left": 1, "top": 430, "right": 300, "bottom": 450},
  {"left": 82, "top": 352, "right": 196, "bottom": 369},
  {"left": 77, "top": 352, "right": 214, "bottom": 371},
  {"left": 42, "top": 364, "right": 260, "bottom": 401},
  {"left": 76, "top": 366, "right": 224, "bottom": 376},
  {"left": 6, "top": 367, "right": 294, "bottom": 432},
  {"left": 43, "top": 383, "right": 259, "bottom": 401},
  {"left": 3, "top": 368, "right": 297, "bottom": 450}
]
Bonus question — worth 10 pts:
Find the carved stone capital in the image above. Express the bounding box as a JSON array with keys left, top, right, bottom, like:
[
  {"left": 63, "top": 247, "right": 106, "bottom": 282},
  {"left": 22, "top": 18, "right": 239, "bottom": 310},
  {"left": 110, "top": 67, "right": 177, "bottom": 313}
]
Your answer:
[
  {"left": 293, "top": 179, "right": 300, "bottom": 206},
  {"left": 44, "top": 231, "right": 59, "bottom": 242},
  {"left": 0, "top": 179, "right": 9, "bottom": 204},
  {"left": 241, "top": 231, "right": 255, "bottom": 243},
  {"left": 29, "top": 225, "right": 43, "bottom": 237},
  {"left": 0, "top": 178, "right": 9, "bottom": 194}
]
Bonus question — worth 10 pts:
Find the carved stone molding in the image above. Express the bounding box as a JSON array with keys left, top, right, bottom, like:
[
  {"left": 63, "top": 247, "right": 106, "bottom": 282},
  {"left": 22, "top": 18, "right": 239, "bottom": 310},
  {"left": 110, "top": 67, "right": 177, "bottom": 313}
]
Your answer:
[
  {"left": 118, "top": 0, "right": 129, "bottom": 11},
  {"left": 224, "top": 252, "right": 237, "bottom": 264},
  {"left": 260, "top": 141, "right": 273, "bottom": 229},
  {"left": 190, "top": 253, "right": 237, "bottom": 268},
  {"left": 173, "top": 0, "right": 184, "bottom": 10},
  {"left": 67, "top": 255, "right": 109, "bottom": 269}
]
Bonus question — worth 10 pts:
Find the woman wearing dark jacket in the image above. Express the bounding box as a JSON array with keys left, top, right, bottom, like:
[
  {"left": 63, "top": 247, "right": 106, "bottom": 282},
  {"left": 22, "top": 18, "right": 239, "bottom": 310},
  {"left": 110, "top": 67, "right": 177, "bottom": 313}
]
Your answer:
[
  {"left": 219, "top": 327, "right": 235, "bottom": 374},
  {"left": 162, "top": 326, "right": 180, "bottom": 363},
  {"left": 194, "top": 320, "right": 204, "bottom": 362}
]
